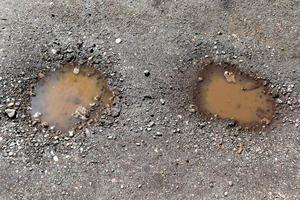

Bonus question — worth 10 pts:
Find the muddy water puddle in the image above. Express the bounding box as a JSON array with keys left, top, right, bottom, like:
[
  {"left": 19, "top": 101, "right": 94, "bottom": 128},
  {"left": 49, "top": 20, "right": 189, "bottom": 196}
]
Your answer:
[
  {"left": 31, "top": 65, "right": 113, "bottom": 131},
  {"left": 194, "top": 63, "right": 275, "bottom": 128}
]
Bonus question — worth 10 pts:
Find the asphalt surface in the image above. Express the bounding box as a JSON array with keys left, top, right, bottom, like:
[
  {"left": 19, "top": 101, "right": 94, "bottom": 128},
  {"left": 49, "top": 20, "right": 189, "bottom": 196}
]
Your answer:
[{"left": 0, "top": 0, "right": 299, "bottom": 199}]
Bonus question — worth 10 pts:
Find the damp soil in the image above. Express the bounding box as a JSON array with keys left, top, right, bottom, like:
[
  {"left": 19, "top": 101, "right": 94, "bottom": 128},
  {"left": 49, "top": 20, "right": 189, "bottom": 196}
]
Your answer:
[
  {"left": 193, "top": 63, "right": 276, "bottom": 129},
  {"left": 30, "top": 64, "right": 113, "bottom": 131}
]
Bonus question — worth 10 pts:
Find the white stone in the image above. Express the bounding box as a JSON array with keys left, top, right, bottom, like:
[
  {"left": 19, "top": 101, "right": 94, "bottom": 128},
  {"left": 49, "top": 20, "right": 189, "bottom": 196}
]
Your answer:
[
  {"left": 5, "top": 109, "right": 16, "bottom": 118},
  {"left": 73, "top": 67, "right": 80, "bottom": 75},
  {"left": 7, "top": 102, "right": 14, "bottom": 107},
  {"left": 53, "top": 155, "right": 58, "bottom": 162},
  {"left": 33, "top": 112, "right": 42, "bottom": 118},
  {"left": 115, "top": 38, "right": 122, "bottom": 44},
  {"left": 51, "top": 48, "right": 57, "bottom": 54}
]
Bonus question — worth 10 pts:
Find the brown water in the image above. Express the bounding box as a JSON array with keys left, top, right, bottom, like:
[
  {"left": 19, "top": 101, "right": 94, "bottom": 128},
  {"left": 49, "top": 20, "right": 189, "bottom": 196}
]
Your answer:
[
  {"left": 31, "top": 65, "right": 113, "bottom": 131},
  {"left": 194, "top": 64, "right": 275, "bottom": 128}
]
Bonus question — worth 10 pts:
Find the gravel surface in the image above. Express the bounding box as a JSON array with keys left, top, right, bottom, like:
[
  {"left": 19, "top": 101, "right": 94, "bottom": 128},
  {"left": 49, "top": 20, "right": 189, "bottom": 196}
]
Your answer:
[{"left": 0, "top": 0, "right": 299, "bottom": 199}]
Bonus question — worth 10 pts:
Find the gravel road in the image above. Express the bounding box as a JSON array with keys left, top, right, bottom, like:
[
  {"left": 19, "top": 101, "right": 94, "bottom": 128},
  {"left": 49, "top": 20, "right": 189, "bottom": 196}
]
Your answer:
[{"left": 0, "top": 0, "right": 299, "bottom": 199}]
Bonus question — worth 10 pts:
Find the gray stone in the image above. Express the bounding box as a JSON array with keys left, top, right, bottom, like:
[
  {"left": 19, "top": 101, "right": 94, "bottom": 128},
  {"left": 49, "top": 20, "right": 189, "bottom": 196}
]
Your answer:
[
  {"left": 156, "top": 132, "right": 162, "bottom": 136},
  {"left": 147, "top": 121, "right": 155, "bottom": 127},
  {"left": 5, "top": 109, "right": 16, "bottom": 118},
  {"left": 111, "top": 107, "right": 121, "bottom": 117},
  {"left": 33, "top": 112, "right": 42, "bottom": 118}
]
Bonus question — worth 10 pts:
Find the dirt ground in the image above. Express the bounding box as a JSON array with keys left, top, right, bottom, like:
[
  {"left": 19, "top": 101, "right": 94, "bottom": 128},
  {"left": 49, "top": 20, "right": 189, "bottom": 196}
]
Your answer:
[{"left": 0, "top": 0, "right": 299, "bottom": 199}]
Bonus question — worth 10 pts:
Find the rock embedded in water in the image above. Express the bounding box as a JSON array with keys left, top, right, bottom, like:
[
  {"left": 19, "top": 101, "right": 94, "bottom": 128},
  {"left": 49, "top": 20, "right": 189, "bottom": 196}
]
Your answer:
[
  {"left": 261, "top": 118, "right": 270, "bottom": 125},
  {"left": 73, "top": 67, "right": 80, "bottom": 75},
  {"left": 224, "top": 71, "right": 236, "bottom": 83},
  {"left": 5, "top": 109, "right": 16, "bottom": 118},
  {"left": 73, "top": 106, "right": 88, "bottom": 120}
]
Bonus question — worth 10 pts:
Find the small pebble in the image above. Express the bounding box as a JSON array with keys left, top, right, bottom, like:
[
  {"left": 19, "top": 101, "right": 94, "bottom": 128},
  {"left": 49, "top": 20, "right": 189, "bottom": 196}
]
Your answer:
[
  {"left": 41, "top": 121, "right": 49, "bottom": 128},
  {"left": 107, "top": 135, "right": 113, "bottom": 140},
  {"left": 53, "top": 155, "right": 58, "bottom": 162},
  {"left": 5, "top": 109, "right": 16, "bottom": 118},
  {"left": 73, "top": 67, "right": 80, "bottom": 75},
  {"left": 115, "top": 38, "right": 122, "bottom": 44},
  {"left": 33, "top": 112, "right": 42, "bottom": 118},
  {"left": 156, "top": 132, "right": 163, "bottom": 136},
  {"left": 144, "top": 70, "right": 150, "bottom": 77},
  {"left": 147, "top": 121, "right": 155, "bottom": 127},
  {"left": 7, "top": 102, "right": 15, "bottom": 107},
  {"left": 188, "top": 104, "right": 196, "bottom": 113},
  {"left": 275, "top": 98, "right": 283, "bottom": 104},
  {"left": 69, "top": 131, "right": 74, "bottom": 137},
  {"left": 51, "top": 48, "right": 58, "bottom": 54},
  {"left": 38, "top": 73, "right": 45, "bottom": 79}
]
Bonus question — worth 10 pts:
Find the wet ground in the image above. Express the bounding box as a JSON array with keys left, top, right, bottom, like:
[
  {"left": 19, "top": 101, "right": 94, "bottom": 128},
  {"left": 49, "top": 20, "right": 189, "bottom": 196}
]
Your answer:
[
  {"left": 31, "top": 64, "right": 113, "bottom": 131},
  {"left": 0, "top": 0, "right": 299, "bottom": 200},
  {"left": 193, "top": 63, "right": 275, "bottom": 129}
]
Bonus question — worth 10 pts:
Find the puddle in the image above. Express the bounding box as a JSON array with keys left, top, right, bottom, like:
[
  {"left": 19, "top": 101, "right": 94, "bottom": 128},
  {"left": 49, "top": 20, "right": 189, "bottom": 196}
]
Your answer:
[
  {"left": 193, "top": 63, "right": 275, "bottom": 128},
  {"left": 31, "top": 64, "right": 113, "bottom": 131}
]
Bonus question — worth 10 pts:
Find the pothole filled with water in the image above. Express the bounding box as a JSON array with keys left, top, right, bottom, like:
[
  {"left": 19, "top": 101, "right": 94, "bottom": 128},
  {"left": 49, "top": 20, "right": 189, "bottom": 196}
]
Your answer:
[
  {"left": 193, "top": 63, "right": 276, "bottom": 129},
  {"left": 31, "top": 64, "right": 113, "bottom": 131}
]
